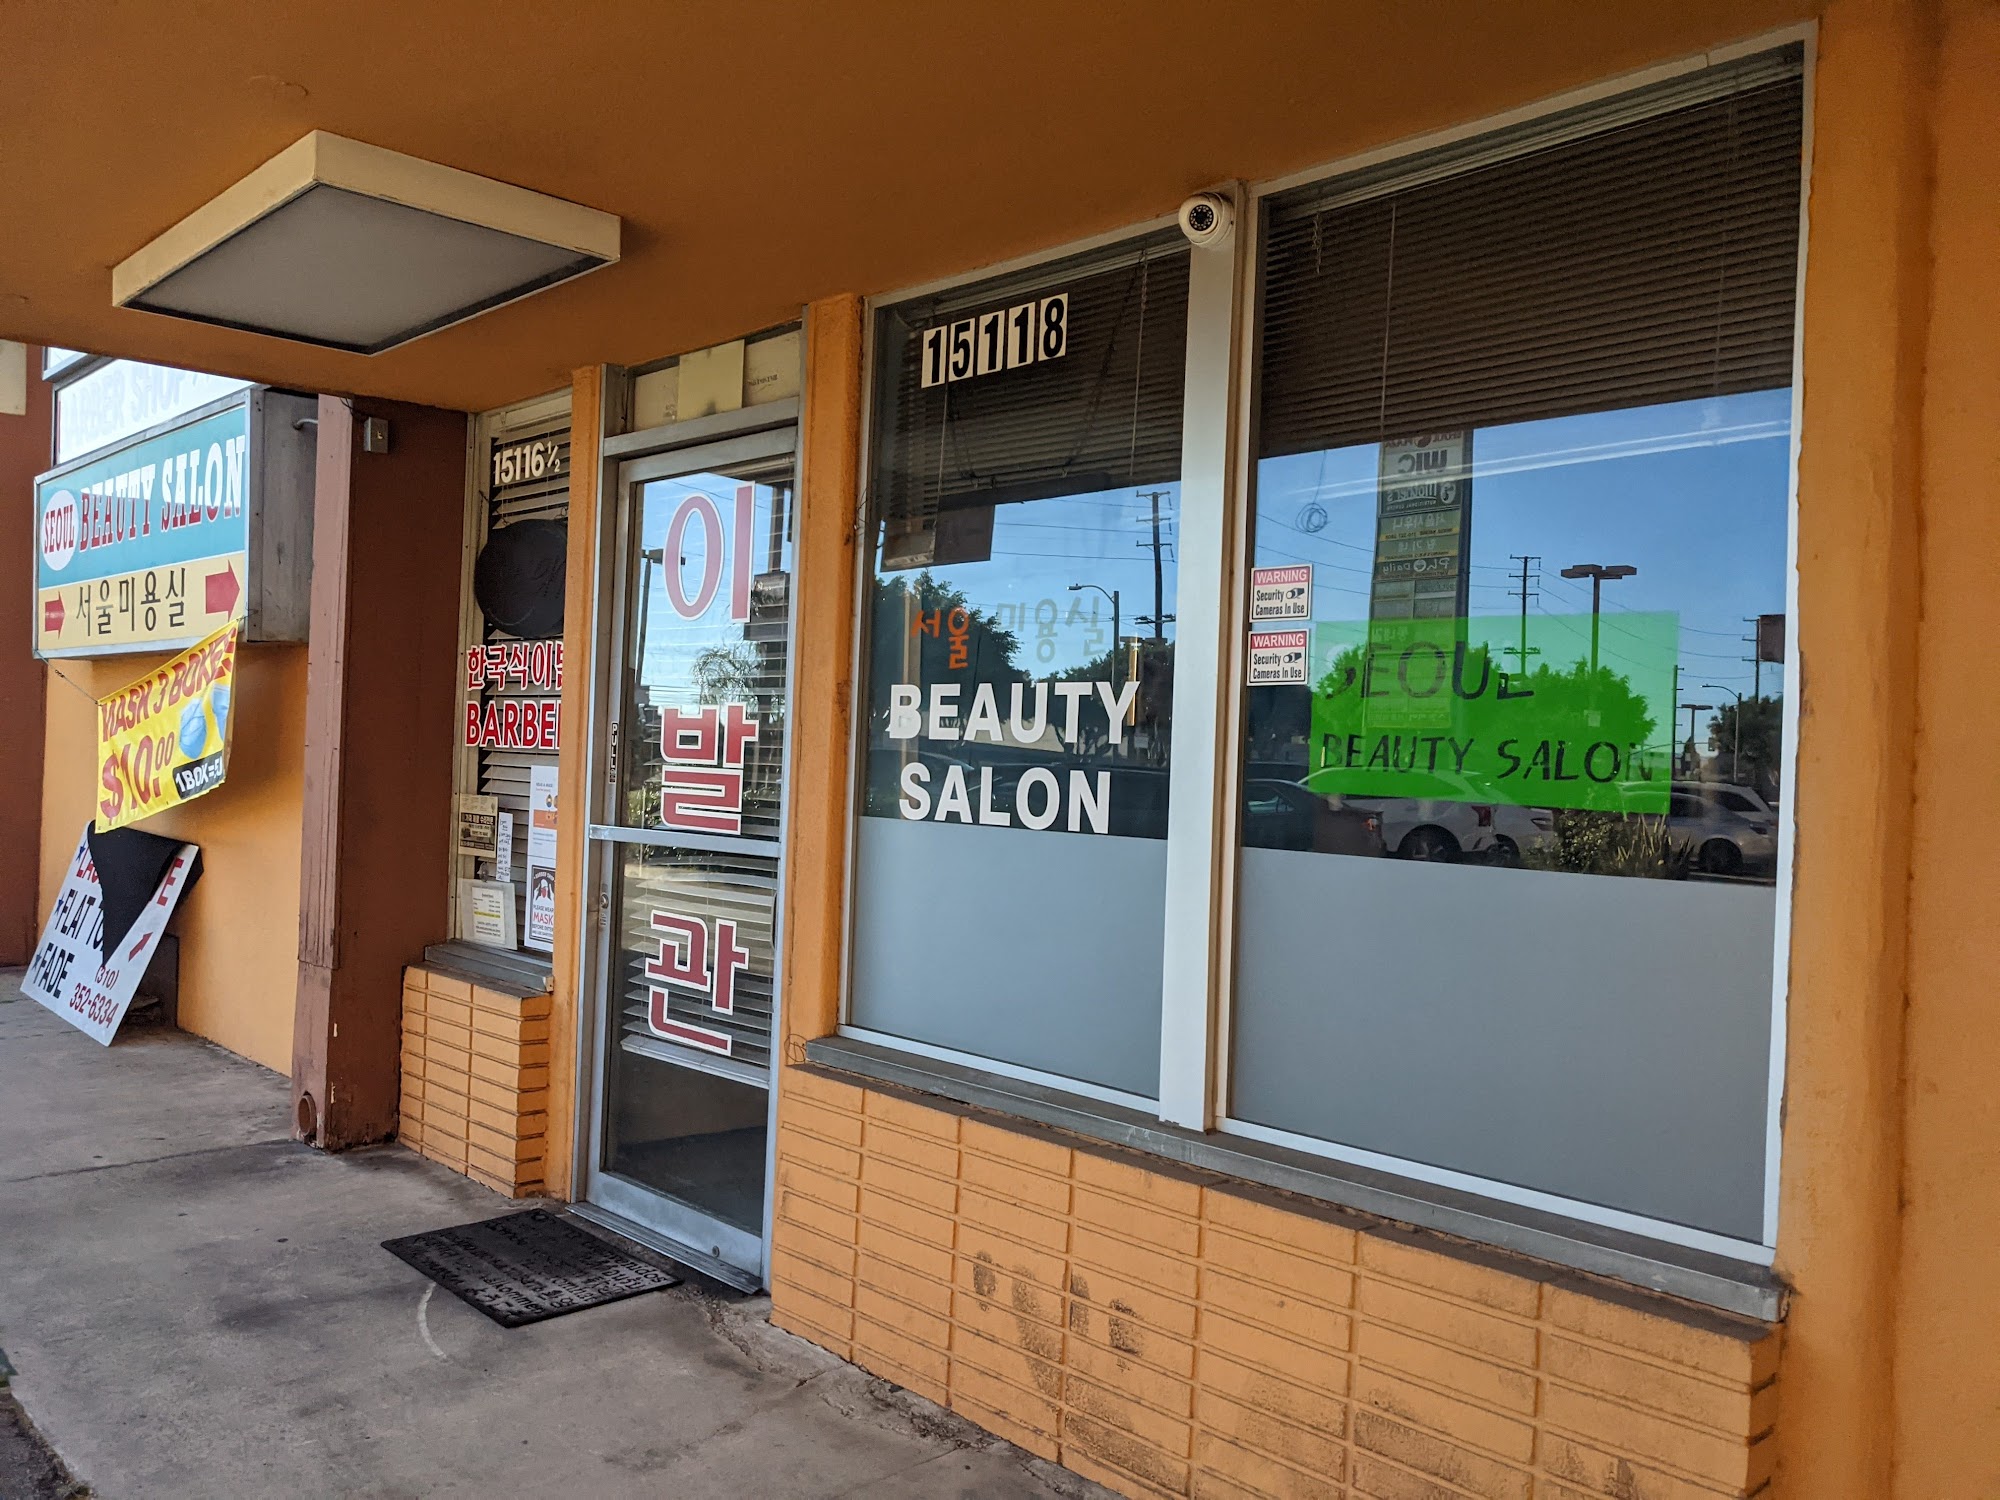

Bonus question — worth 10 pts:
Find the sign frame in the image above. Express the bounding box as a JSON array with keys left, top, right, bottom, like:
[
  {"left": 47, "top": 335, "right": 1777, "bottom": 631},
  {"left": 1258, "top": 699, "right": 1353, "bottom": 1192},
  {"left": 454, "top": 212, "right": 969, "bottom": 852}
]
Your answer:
[
  {"left": 32, "top": 386, "right": 317, "bottom": 660},
  {"left": 24, "top": 828, "right": 200, "bottom": 1045}
]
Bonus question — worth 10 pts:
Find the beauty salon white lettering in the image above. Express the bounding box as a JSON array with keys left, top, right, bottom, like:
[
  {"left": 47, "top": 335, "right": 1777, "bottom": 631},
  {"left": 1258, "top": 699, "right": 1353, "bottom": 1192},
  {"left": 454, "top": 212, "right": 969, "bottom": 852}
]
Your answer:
[{"left": 886, "top": 678, "right": 1137, "bottom": 835}]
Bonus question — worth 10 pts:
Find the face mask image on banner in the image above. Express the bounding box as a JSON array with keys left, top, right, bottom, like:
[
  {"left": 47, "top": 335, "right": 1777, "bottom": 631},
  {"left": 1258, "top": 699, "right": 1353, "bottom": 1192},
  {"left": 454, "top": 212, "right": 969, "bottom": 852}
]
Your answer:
[{"left": 94, "top": 620, "right": 241, "bottom": 833}]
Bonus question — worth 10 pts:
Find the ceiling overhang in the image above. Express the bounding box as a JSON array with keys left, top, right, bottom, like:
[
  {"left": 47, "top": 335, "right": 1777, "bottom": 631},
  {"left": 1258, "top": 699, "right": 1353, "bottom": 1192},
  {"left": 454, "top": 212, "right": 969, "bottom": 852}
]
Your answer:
[{"left": 110, "top": 131, "right": 620, "bottom": 355}]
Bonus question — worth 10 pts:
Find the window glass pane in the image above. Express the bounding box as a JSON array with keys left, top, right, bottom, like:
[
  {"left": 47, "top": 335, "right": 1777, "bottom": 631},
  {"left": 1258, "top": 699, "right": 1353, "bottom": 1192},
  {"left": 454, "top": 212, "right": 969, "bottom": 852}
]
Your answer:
[
  {"left": 848, "top": 236, "right": 1189, "bottom": 1097},
  {"left": 603, "top": 845, "right": 777, "bottom": 1233},
  {"left": 1231, "top": 59, "right": 1801, "bottom": 1243},
  {"left": 55, "top": 359, "right": 250, "bottom": 463},
  {"left": 617, "top": 460, "right": 793, "bottom": 838}
]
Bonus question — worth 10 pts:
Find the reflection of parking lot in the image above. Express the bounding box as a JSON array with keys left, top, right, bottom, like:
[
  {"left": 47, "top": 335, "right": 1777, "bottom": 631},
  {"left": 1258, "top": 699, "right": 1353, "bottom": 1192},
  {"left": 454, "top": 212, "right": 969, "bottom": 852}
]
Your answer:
[{"left": 1242, "top": 775, "right": 1778, "bottom": 884}]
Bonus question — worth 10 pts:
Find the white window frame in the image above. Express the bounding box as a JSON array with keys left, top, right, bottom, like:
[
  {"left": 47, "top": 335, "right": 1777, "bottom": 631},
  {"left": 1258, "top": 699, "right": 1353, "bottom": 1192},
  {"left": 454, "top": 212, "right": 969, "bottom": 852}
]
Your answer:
[{"left": 836, "top": 23, "right": 1815, "bottom": 1275}]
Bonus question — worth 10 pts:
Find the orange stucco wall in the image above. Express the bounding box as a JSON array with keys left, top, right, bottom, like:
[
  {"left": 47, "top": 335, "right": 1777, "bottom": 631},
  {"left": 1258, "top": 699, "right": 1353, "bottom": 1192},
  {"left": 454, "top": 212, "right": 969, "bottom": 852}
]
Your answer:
[
  {"left": 37, "top": 644, "right": 305, "bottom": 1074},
  {"left": 1890, "top": 2, "right": 2000, "bottom": 1495}
]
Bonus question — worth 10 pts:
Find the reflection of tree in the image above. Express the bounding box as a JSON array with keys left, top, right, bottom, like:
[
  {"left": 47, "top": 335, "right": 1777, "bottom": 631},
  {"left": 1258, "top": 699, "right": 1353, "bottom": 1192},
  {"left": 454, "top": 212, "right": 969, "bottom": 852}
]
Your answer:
[
  {"left": 1522, "top": 810, "right": 1695, "bottom": 879},
  {"left": 692, "top": 642, "right": 758, "bottom": 704},
  {"left": 1708, "top": 695, "right": 1783, "bottom": 795},
  {"left": 1511, "top": 655, "right": 1659, "bottom": 754},
  {"left": 1055, "top": 639, "right": 1174, "bottom": 763},
  {"left": 871, "top": 573, "right": 1025, "bottom": 701},
  {"left": 1315, "top": 642, "right": 1659, "bottom": 754}
]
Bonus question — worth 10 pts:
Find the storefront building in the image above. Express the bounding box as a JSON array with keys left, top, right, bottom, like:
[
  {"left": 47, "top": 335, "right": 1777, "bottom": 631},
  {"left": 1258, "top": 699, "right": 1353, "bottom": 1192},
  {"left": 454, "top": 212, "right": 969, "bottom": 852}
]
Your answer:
[{"left": 6, "top": 3, "right": 1997, "bottom": 1496}]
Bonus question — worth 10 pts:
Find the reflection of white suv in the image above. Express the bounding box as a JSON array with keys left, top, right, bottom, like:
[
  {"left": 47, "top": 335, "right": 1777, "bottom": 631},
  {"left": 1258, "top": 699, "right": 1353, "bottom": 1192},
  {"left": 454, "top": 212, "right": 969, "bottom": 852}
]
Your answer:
[
  {"left": 1669, "top": 783, "right": 1778, "bottom": 876},
  {"left": 1342, "top": 797, "right": 1555, "bottom": 865}
]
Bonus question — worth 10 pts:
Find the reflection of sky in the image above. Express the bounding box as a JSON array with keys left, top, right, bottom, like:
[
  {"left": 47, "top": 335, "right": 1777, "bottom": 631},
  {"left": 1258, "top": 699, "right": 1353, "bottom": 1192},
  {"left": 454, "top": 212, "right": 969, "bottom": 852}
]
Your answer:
[
  {"left": 888, "top": 483, "right": 1182, "bottom": 677},
  {"left": 638, "top": 475, "right": 789, "bottom": 699},
  {"left": 1255, "top": 390, "right": 1792, "bottom": 742}
]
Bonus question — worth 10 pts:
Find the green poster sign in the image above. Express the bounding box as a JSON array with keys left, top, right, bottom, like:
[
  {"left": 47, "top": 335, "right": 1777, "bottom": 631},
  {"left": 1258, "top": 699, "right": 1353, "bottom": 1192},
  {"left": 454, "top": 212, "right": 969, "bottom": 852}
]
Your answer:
[{"left": 1302, "top": 612, "right": 1678, "bottom": 813}]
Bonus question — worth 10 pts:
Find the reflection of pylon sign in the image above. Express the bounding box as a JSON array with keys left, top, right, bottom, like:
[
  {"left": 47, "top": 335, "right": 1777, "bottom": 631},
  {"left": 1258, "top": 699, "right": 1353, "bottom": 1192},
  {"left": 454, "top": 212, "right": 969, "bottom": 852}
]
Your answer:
[{"left": 646, "top": 909, "right": 749, "bottom": 1056}]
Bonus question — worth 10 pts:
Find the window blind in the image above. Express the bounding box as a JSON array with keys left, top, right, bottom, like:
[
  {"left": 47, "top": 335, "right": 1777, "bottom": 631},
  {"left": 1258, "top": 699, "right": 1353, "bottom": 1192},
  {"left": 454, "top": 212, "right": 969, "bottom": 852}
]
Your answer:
[
  {"left": 1257, "top": 48, "right": 1804, "bottom": 458},
  {"left": 869, "top": 234, "right": 1190, "bottom": 550},
  {"left": 477, "top": 419, "right": 568, "bottom": 946}
]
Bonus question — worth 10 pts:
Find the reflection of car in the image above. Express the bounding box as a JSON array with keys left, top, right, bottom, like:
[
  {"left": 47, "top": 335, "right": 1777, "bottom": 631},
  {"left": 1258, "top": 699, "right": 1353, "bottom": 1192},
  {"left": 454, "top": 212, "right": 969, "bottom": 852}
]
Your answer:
[
  {"left": 1334, "top": 796, "right": 1554, "bottom": 864},
  {"left": 1667, "top": 789, "right": 1776, "bottom": 876},
  {"left": 1242, "top": 781, "right": 1385, "bottom": 857},
  {"left": 1688, "top": 782, "right": 1776, "bottom": 818}
]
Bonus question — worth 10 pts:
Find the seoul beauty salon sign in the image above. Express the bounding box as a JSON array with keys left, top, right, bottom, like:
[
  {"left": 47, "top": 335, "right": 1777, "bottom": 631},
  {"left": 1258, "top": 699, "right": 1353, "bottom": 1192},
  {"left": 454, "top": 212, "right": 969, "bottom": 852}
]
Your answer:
[
  {"left": 1301, "top": 613, "right": 1678, "bottom": 813},
  {"left": 887, "top": 678, "right": 1140, "bottom": 833},
  {"left": 35, "top": 398, "right": 254, "bottom": 656}
]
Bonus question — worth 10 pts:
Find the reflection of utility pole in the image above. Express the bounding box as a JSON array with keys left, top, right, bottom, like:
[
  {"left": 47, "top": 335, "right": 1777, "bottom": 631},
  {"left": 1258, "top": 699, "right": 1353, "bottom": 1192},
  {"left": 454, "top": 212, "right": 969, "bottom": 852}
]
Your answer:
[
  {"left": 1560, "top": 563, "right": 1637, "bottom": 675},
  {"left": 1137, "top": 489, "right": 1173, "bottom": 640},
  {"left": 1069, "top": 583, "right": 1120, "bottom": 685},
  {"left": 1506, "top": 554, "right": 1540, "bottom": 673},
  {"left": 1704, "top": 684, "right": 1744, "bottom": 780}
]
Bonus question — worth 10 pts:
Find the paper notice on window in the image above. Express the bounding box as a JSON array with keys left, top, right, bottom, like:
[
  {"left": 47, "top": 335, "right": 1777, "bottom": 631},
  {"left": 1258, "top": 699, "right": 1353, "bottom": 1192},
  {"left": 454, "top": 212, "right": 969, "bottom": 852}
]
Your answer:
[
  {"left": 455, "top": 794, "right": 500, "bottom": 858},
  {"left": 527, "top": 766, "right": 559, "bottom": 866},
  {"left": 459, "top": 878, "right": 516, "bottom": 948},
  {"left": 524, "top": 765, "right": 558, "bottom": 953},
  {"left": 1248, "top": 629, "right": 1310, "bottom": 685},
  {"left": 1250, "top": 565, "right": 1313, "bottom": 622},
  {"left": 525, "top": 866, "right": 556, "bottom": 953}
]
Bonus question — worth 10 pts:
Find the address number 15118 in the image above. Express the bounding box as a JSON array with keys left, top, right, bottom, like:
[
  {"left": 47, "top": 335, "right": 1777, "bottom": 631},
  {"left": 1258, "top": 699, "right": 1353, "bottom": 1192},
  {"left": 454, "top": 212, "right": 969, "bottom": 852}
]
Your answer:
[{"left": 920, "top": 293, "right": 1068, "bottom": 389}]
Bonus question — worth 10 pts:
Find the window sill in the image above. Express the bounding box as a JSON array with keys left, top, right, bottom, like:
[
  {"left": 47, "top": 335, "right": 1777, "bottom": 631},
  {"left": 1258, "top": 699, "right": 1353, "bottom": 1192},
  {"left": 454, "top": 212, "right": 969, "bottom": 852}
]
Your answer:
[
  {"left": 420, "top": 941, "right": 553, "bottom": 997},
  {"left": 804, "top": 1033, "right": 1786, "bottom": 1323}
]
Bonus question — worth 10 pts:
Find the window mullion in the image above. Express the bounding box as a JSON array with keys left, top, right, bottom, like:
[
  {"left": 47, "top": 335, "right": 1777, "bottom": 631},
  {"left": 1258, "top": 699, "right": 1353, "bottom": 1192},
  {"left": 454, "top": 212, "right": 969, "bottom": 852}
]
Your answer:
[{"left": 1157, "top": 187, "right": 1248, "bottom": 1131}]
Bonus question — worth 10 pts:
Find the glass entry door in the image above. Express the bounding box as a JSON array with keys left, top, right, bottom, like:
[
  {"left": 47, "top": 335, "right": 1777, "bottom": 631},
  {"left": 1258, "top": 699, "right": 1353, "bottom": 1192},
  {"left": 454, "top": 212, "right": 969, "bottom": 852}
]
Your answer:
[{"left": 580, "top": 422, "right": 796, "bottom": 1285}]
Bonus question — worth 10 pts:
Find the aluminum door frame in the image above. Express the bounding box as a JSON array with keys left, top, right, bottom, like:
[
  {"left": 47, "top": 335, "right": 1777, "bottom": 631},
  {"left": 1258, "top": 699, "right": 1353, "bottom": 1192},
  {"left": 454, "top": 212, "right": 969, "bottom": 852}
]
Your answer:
[{"left": 573, "top": 403, "right": 801, "bottom": 1287}]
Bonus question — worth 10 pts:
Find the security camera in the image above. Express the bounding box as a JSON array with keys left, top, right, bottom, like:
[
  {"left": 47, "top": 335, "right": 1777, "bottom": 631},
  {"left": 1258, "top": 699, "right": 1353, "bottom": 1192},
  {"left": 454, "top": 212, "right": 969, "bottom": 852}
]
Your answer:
[{"left": 1178, "top": 192, "right": 1235, "bottom": 248}]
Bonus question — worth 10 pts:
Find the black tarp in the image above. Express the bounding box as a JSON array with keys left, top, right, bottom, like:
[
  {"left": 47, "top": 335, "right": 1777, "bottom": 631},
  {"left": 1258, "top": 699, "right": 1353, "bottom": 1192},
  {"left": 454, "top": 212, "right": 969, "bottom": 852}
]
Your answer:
[{"left": 86, "top": 823, "right": 202, "bottom": 963}]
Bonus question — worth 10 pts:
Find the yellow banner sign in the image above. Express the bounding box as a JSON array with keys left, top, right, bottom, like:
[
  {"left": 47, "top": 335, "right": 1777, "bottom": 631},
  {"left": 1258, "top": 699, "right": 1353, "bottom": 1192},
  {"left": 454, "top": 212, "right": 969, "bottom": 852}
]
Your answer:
[{"left": 95, "top": 622, "right": 240, "bottom": 832}]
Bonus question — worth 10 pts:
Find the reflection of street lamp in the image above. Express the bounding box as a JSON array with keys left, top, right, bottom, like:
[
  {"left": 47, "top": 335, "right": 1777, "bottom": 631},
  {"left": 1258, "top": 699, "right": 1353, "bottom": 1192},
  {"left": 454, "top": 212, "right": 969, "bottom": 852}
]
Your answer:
[
  {"left": 1068, "top": 583, "right": 1120, "bottom": 684},
  {"left": 1703, "top": 684, "right": 1744, "bottom": 778},
  {"left": 1559, "top": 563, "right": 1637, "bottom": 674}
]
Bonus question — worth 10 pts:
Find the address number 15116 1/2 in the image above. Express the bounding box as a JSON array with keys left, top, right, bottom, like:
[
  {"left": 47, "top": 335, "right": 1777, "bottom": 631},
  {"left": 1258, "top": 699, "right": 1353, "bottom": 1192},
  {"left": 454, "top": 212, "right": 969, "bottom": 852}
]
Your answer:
[{"left": 920, "top": 293, "right": 1068, "bottom": 389}]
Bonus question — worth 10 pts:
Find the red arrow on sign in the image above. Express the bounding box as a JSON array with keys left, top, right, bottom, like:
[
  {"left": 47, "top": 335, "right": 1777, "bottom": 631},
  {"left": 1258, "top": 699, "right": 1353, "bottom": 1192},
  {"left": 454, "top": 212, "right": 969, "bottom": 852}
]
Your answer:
[
  {"left": 42, "top": 595, "right": 64, "bottom": 635},
  {"left": 127, "top": 930, "right": 153, "bottom": 962},
  {"left": 205, "top": 563, "right": 240, "bottom": 616}
]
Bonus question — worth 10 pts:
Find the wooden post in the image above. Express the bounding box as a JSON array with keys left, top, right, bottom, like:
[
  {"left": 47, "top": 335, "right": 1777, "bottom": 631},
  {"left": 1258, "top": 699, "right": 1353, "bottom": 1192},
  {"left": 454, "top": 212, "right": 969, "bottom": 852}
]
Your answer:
[
  {"left": 543, "top": 366, "right": 619, "bottom": 1197},
  {"left": 780, "top": 295, "right": 865, "bottom": 1052},
  {"left": 293, "top": 397, "right": 466, "bottom": 1148}
]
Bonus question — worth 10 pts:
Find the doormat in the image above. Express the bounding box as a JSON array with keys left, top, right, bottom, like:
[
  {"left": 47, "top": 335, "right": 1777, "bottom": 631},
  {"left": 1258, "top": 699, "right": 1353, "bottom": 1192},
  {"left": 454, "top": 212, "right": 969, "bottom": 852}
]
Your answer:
[{"left": 382, "top": 1209, "right": 679, "bottom": 1327}]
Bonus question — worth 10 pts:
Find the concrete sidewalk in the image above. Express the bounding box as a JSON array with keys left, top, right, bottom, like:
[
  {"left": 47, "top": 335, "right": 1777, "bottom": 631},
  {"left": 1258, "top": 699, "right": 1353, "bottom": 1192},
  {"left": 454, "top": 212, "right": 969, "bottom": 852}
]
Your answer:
[{"left": 0, "top": 975, "right": 1105, "bottom": 1500}]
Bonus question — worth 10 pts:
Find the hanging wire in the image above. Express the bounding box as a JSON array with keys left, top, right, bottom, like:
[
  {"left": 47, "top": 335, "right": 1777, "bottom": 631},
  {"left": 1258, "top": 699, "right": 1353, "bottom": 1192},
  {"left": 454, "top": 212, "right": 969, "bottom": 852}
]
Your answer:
[
  {"left": 1374, "top": 198, "right": 1399, "bottom": 444},
  {"left": 1708, "top": 94, "right": 1741, "bottom": 395},
  {"left": 1125, "top": 247, "right": 1152, "bottom": 482}
]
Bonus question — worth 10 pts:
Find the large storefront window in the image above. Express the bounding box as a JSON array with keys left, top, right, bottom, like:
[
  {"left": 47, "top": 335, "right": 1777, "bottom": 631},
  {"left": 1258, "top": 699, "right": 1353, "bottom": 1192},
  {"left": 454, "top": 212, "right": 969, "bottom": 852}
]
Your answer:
[
  {"left": 848, "top": 233, "right": 1189, "bottom": 1098},
  {"left": 1230, "top": 55, "right": 1803, "bottom": 1244},
  {"left": 836, "top": 47, "right": 1805, "bottom": 1263}
]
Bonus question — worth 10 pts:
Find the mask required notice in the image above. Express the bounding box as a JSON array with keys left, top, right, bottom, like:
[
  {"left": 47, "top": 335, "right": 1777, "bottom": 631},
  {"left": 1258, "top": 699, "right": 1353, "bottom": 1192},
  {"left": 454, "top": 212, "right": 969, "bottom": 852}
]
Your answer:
[
  {"left": 1298, "top": 613, "right": 1679, "bottom": 814},
  {"left": 95, "top": 621, "right": 240, "bottom": 832}
]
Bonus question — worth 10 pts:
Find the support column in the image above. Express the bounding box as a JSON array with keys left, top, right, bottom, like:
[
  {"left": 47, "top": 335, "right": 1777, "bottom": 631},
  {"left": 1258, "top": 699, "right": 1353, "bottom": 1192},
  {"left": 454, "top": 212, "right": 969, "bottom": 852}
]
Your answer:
[
  {"left": 0, "top": 348, "right": 50, "bottom": 962},
  {"left": 293, "top": 395, "right": 467, "bottom": 1148}
]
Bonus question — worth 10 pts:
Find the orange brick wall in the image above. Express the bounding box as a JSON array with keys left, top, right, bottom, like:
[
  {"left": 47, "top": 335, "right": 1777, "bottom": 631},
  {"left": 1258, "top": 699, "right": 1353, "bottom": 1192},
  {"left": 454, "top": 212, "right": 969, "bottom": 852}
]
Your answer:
[
  {"left": 769, "top": 1067, "right": 1780, "bottom": 1500},
  {"left": 399, "top": 964, "right": 555, "bottom": 1197}
]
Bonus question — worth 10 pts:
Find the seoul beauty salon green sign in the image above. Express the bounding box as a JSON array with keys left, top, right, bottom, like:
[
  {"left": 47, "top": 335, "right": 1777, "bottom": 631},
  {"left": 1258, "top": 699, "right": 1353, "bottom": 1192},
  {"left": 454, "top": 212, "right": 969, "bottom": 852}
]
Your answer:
[{"left": 1301, "top": 613, "right": 1678, "bottom": 813}]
